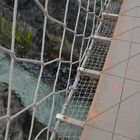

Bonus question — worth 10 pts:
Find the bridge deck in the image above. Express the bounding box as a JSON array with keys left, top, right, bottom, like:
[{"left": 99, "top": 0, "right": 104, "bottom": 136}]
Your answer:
[{"left": 81, "top": 0, "right": 140, "bottom": 140}]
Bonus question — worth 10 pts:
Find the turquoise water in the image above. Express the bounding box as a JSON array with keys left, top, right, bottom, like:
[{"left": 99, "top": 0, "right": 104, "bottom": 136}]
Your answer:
[{"left": 0, "top": 52, "right": 65, "bottom": 125}]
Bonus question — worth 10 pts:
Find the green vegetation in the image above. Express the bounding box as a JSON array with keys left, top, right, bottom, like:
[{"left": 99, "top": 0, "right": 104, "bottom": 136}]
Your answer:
[
  {"left": 0, "top": 17, "right": 12, "bottom": 45},
  {"left": 16, "top": 27, "right": 32, "bottom": 49},
  {"left": 0, "top": 16, "right": 32, "bottom": 50},
  {"left": 0, "top": 16, "right": 79, "bottom": 60}
]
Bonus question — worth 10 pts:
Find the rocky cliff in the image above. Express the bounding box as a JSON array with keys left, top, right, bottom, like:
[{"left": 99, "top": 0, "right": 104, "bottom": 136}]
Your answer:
[
  {"left": 0, "top": 82, "right": 48, "bottom": 140},
  {"left": 0, "top": 0, "right": 98, "bottom": 59}
]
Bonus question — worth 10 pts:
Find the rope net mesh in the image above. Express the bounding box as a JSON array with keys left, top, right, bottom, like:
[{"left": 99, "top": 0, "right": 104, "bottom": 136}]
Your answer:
[{"left": 0, "top": 0, "right": 123, "bottom": 140}]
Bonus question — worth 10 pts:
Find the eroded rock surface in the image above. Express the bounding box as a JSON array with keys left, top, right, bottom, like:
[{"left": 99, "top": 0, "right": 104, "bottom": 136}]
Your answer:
[{"left": 0, "top": 82, "right": 47, "bottom": 140}]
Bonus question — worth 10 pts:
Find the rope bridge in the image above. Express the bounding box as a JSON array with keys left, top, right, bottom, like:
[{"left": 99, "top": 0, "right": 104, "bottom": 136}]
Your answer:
[{"left": 0, "top": 0, "right": 123, "bottom": 139}]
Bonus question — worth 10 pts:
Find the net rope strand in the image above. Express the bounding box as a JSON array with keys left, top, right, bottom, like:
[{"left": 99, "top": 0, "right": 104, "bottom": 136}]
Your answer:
[
  {"left": 51, "top": 0, "right": 118, "bottom": 139},
  {"left": 47, "top": 0, "right": 70, "bottom": 139},
  {"left": 28, "top": 0, "right": 49, "bottom": 139},
  {"left": 0, "top": 0, "right": 125, "bottom": 140},
  {"left": 4, "top": 0, "right": 18, "bottom": 140}
]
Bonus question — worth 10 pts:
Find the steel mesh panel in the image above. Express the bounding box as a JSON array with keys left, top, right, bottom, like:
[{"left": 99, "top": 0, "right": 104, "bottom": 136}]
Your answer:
[
  {"left": 97, "top": 19, "right": 117, "bottom": 38},
  {"left": 65, "top": 75, "right": 98, "bottom": 120},
  {"left": 84, "top": 41, "right": 109, "bottom": 71},
  {"left": 105, "top": 0, "right": 122, "bottom": 14},
  {"left": 57, "top": 123, "right": 82, "bottom": 140},
  {"left": 56, "top": 74, "right": 98, "bottom": 140}
]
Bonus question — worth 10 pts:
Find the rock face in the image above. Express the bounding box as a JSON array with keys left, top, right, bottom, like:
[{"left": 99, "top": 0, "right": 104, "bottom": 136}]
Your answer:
[
  {"left": 0, "top": 0, "right": 96, "bottom": 58},
  {"left": 0, "top": 0, "right": 101, "bottom": 89},
  {"left": 0, "top": 82, "right": 48, "bottom": 140},
  {"left": 0, "top": 0, "right": 83, "bottom": 88},
  {"left": 0, "top": 82, "right": 25, "bottom": 140}
]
